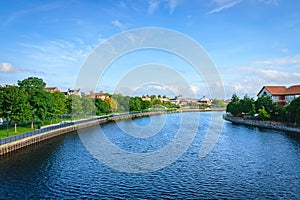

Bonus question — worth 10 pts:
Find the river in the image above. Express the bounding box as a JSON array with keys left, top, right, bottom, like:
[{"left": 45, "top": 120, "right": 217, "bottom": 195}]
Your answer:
[{"left": 0, "top": 112, "right": 299, "bottom": 199}]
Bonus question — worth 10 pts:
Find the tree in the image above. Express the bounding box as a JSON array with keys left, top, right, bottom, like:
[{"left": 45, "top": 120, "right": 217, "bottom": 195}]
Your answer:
[
  {"left": 211, "top": 99, "right": 226, "bottom": 108},
  {"left": 105, "top": 98, "right": 118, "bottom": 113},
  {"left": 30, "top": 90, "right": 52, "bottom": 123},
  {"left": 82, "top": 96, "right": 96, "bottom": 115},
  {"left": 153, "top": 98, "right": 162, "bottom": 105},
  {"left": 95, "top": 98, "right": 110, "bottom": 115},
  {"left": 150, "top": 95, "right": 157, "bottom": 101},
  {"left": 17, "top": 77, "right": 46, "bottom": 93},
  {"left": 141, "top": 100, "right": 152, "bottom": 110},
  {"left": 18, "top": 77, "right": 51, "bottom": 124},
  {"left": 0, "top": 87, "right": 33, "bottom": 132},
  {"left": 272, "top": 105, "right": 287, "bottom": 122},
  {"left": 68, "top": 95, "right": 83, "bottom": 116},
  {"left": 258, "top": 106, "right": 271, "bottom": 120},
  {"left": 226, "top": 94, "right": 242, "bottom": 116},
  {"left": 50, "top": 92, "right": 67, "bottom": 120},
  {"left": 240, "top": 95, "right": 255, "bottom": 114},
  {"left": 287, "top": 97, "right": 300, "bottom": 125},
  {"left": 255, "top": 96, "right": 275, "bottom": 114},
  {"left": 129, "top": 97, "right": 142, "bottom": 111}
]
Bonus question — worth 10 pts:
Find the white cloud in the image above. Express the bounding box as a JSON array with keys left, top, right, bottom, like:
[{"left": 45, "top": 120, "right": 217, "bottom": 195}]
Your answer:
[
  {"left": 168, "top": 0, "right": 181, "bottom": 14},
  {"left": 209, "top": 0, "right": 242, "bottom": 14},
  {"left": 4, "top": 3, "right": 61, "bottom": 26},
  {"left": 147, "top": 0, "right": 181, "bottom": 14},
  {"left": 112, "top": 20, "right": 126, "bottom": 30},
  {"left": 222, "top": 54, "right": 300, "bottom": 98},
  {"left": 148, "top": 0, "right": 160, "bottom": 14},
  {"left": 254, "top": 69, "right": 300, "bottom": 83},
  {"left": 0, "top": 62, "right": 18, "bottom": 73},
  {"left": 253, "top": 54, "right": 300, "bottom": 66}
]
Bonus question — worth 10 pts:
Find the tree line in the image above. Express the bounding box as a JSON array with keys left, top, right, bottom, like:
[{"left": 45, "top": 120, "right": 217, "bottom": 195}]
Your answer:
[
  {"left": 226, "top": 94, "right": 300, "bottom": 125},
  {"left": 0, "top": 77, "right": 181, "bottom": 130}
]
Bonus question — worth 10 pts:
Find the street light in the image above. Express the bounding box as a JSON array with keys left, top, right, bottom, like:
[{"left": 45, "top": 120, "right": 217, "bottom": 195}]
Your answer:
[
  {"left": 31, "top": 109, "right": 36, "bottom": 129},
  {"left": 6, "top": 111, "right": 11, "bottom": 137}
]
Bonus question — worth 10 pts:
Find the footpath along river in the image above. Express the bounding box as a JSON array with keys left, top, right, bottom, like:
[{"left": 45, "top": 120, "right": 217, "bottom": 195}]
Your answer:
[{"left": 0, "top": 112, "right": 299, "bottom": 199}]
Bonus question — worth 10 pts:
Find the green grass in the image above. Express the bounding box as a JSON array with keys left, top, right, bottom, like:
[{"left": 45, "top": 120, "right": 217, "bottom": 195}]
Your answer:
[
  {"left": 0, "top": 115, "right": 100, "bottom": 139},
  {"left": 0, "top": 125, "right": 33, "bottom": 139}
]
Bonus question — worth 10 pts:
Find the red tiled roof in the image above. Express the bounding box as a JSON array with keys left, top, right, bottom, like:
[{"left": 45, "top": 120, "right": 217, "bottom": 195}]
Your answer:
[
  {"left": 264, "top": 86, "right": 287, "bottom": 95},
  {"left": 286, "top": 85, "right": 300, "bottom": 95},
  {"left": 258, "top": 85, "right": 300, "bottom": 95}
]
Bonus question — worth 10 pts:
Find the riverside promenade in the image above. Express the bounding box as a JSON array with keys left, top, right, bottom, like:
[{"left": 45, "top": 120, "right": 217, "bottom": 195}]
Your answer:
[{"left": 223, "top": 114, "right": 300, "bottom": 134}]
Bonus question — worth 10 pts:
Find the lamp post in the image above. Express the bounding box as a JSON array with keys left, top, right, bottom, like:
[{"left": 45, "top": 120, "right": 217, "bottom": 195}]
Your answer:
[
  {"left": 6, "top": 111, "right": 11, "bottom": 137},
  {"left": 31, "top": 109, "right": 36, "bottom": 129}
]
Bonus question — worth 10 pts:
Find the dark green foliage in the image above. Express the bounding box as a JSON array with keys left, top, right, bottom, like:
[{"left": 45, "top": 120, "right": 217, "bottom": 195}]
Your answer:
[
  {"left": 226, "top": 93, "right": 242, "bottom": 116},
  {"left": 94, "top": 99, "right": 110, "bottom": 115},
  {"left": 226, "top": 93, "right": 300, "bottom": 124},
  {"left": 0, "top": 86, "right": 33, "bottom": 123},
  {"left": 255, "top": 96, "right": 275, "bottom": 114},
  {"left": 287, "top": 97, "right": 300, "bottom": 124},
  {"left": 129, "top": 97, "right": 142, "bottom": 111},
  {"left": 18, "top": 77, "right": 46, "bottom": 93}
]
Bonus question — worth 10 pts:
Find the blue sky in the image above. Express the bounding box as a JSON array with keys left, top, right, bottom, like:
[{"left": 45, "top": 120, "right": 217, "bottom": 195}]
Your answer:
[{"left": 0, "top": 0, "right": 300, "bottom": 98}]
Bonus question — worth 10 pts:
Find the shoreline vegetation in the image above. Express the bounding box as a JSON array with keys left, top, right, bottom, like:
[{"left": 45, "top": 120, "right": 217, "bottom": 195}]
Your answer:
[
  {"left": 224, "top": 93, "right": 300, "bottom": 133},
  {"left": 223, "top": 114, "right": 300, "bottom": 134}
]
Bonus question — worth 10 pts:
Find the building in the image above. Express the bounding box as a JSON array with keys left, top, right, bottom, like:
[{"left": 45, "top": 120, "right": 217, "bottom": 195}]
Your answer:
[
  {"left": 44, "top": 87, "right": 60, "bottom": 93},
  {"left": 257, "top": 85, "right": 300, "bottom": 106},
  {"left": 64, "top": 88, "right": 82, "bottom": 98},
  {"left": 198, "top": 96, "right": 212, "bottom": 106},
  {"left": 89, "top": 91, "right": 109, "bottom": 100}
]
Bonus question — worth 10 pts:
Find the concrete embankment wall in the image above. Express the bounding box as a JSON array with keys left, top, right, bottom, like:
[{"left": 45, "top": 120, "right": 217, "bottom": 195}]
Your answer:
[
  {"left": 223, "top": 114, "right": 300, "bottom": 134},
  {"left": 0, "top": 111, "right": 181, "bottom": 156}
]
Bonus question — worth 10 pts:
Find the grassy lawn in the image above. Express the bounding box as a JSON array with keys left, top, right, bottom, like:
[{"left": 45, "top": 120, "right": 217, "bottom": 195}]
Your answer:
[
  {"left": 0, "top": 115, "right": 100, "bottom": 139},
  {"left": 0, "top": 125, "right": 33, "bottom": 139}
]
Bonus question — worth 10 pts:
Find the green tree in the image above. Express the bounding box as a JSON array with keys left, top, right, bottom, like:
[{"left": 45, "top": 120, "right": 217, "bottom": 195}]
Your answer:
[
  {"left": 240, "top": 95, "right": 255, "bottom": 114},
  {"left": 69, "top": 95, "right": 83, "bottom": 116},
  {"left": 211, "top": 99, "right": 226, "bottom": 108},
  {"left": 129, "top": 97, "right": 142, "bottom": 111},
  {"left": 255, "top": 96, "right": 275, "bottom": 114},
  {"left": 258, "top": 106, "right": 271, "bottom": 120},
  {"left": 152, "top": 98, "right": 162, "bottom": 105},
  {"left": 18, "top": 77, "right": 51, "bottom": 124},
  {"left": 50, "top": 92, "right": 67, "bottom": 120},
  {"left": 82, "top": 96, "right": 96, "bottom": 115},
  {"left": 141, "top": 100, "right": 152, "bottom": 111},
  {"left": 31, "top": 90, "right": 52, "bottom": 123},
  {"left": 94, "top": 98, "right": 110, "bottom": 115},
  {"left": 0, "top": 87, "right": 33, "bottom": 132},
  {"left": 226, "top": 94, "right": 242, "bottom": 116},
  {"left": 287, "top": 97, "right": 300, "bottom": 125},
  {"left": 105, "top": 98, "right": 118, "bottom": 113},
  {"left": 18, "top": 77, "right": 46, "bottom": 93},
  {"left": 272, "top": 105, "right": 287, "bottom": 122}
]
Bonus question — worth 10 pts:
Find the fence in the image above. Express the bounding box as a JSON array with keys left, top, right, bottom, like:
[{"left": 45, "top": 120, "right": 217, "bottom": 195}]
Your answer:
[{"left": 0, "top": 116, "right": 109, "bottom": 146}]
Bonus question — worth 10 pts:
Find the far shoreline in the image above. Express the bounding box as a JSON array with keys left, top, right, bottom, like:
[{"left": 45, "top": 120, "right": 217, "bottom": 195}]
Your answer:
[{"left": 223, "top": 114, "right": 300, "bottom": 134}]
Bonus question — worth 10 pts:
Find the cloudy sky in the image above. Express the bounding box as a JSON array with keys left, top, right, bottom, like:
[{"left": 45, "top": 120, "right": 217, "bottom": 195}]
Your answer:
[{"left": 0, "top": 0, "right": 299, "bottom": 98}]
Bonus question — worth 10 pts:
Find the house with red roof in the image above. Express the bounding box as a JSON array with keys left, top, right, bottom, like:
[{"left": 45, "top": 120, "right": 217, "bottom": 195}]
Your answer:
[{"left": 257, "top": 85, "right": 300, "bottom": 106}]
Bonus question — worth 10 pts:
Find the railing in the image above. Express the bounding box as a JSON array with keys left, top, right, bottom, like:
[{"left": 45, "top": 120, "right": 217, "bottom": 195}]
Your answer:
[
  {"left": 223, "top": 114, "right": 300, "bottom": 134},
  {"left": 0, "top": 116, "right": 110, "bottom": 146}
]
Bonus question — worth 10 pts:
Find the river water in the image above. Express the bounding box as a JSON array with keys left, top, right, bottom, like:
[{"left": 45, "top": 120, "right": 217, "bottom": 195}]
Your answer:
[{"left": 0, "top": 112, "right": 299, "bottom": 199}]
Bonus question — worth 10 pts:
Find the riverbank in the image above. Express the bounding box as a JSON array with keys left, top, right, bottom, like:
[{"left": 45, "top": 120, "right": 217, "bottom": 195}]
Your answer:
[{"left": 223, "top": 114, "right": 300, "bottom": 134}]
